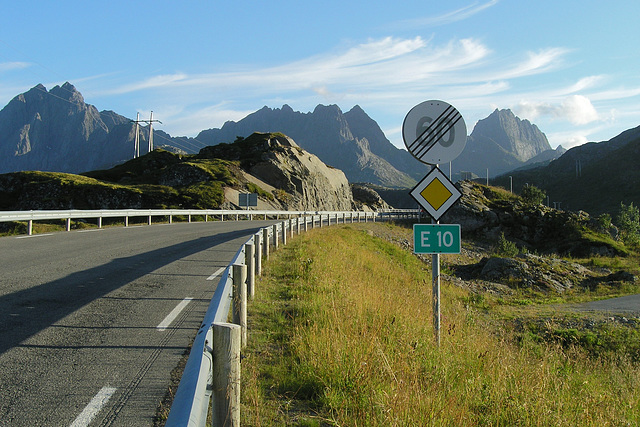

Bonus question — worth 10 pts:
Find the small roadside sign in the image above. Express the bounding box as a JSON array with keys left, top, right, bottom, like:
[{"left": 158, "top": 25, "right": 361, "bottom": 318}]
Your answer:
[
  {"left": 410, "top": 167, "right": 461, "bottom": 221},
  {"left": 413, "top": 224, "right": 461, "bottom": 254},
  {"left": 239, "top": 193, "right": 258, "bottom": 208}
]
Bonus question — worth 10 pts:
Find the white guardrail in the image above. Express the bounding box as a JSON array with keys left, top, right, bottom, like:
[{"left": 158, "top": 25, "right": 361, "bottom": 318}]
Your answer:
[
  {"left": 0, "top": 208, "right": 418, "bottom": 426},
  {"left": 0, "top": 208, "right": 418, "bottom": 236}
]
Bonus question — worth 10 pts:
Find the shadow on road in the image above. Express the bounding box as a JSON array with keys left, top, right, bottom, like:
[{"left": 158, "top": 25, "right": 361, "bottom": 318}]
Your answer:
[{"left": 0, "top": 227, "right": 259, "bottom": 356}]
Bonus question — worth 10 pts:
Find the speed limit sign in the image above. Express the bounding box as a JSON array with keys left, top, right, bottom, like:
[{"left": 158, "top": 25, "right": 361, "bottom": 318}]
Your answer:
[{"left": 402, "top": 100, "right": 467, "bottom": 165}]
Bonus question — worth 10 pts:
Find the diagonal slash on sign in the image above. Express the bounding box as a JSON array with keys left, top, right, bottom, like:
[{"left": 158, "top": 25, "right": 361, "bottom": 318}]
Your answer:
[{"left": 408, "top": 105, "right": 462, "bottom": 159}]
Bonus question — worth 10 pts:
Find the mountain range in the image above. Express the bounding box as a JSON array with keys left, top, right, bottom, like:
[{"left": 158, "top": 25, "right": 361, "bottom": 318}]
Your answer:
[{"left": 0, "top": 83, "right": 565, "bottom": 188}]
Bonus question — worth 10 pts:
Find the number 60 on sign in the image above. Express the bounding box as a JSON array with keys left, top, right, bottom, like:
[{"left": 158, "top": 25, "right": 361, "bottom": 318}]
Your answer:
[{"left": 413, "top": 224, "right": 461, "bottom": 254}]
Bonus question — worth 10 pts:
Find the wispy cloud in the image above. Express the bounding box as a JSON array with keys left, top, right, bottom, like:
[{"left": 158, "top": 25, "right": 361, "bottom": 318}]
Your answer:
[
  {"left": 387, "top": 0, "right": 500, "bottom": 29},
  {"left": 103, "top": 37, "right": 491, "bottom": 99},
  {"left": 0, "top": 61, "right": 30, "bottom": 72},
  {"left": 79, "top": 31, "right": 639, "bottom": 148}
]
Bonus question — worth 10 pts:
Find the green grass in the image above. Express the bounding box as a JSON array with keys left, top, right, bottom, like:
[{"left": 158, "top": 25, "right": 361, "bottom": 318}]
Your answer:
[{"left": 242, "top": 224, "right": 640, "bottom": 426}]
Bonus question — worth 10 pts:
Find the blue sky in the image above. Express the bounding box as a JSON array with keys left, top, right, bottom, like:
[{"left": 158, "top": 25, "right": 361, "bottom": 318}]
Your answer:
[{"left": 1, "top": 1, "right": 639, "bottom": 151}]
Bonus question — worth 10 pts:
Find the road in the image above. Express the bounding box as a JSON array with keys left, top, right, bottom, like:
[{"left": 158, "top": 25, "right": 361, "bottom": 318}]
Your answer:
[
  {"left": 576, "top": 294, "right": 640, "bottom": 316},
  {"left": 0, "top": 220, "right": 273, "bottom": 426}
]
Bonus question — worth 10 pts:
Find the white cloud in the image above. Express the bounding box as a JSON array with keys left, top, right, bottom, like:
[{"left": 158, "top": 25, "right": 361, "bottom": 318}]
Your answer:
[
  {"left": 514, "top": 95, "right": 599, "bottom": 125},
  {"left": 561, "top": 95, "right": 599, "bottom": 125},
  {"left": 546, "top": 130, "right": 589, "bottom": 149}
]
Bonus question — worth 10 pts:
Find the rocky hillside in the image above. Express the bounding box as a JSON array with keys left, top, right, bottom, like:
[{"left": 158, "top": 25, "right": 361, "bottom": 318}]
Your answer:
[
  {"left": 491, "top": 125, "right": 640, "bottom": 216},
  {"left": 441, "top": 181, "right": 624, "bottom": 258},
  {"left": 197, "top": 132, "right": 355, "bottom": 211},
  {"left": 0, "top": 132, "right": 385, "bottom": 212},
  {"left": 197, "top": 104, "right": 421, "bottom": 188}
]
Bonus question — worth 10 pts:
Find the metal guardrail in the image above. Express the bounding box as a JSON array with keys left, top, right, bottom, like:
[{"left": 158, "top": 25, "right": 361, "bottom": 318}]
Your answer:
[
  {"left": 164, "top": 211, "right": 420, "bottom": 426},
  {"left": 1, "top": 208, "right": 419, "bottom": 425},
  {"left": 0, "top": 208, "right": 419, "bottom": 236}
]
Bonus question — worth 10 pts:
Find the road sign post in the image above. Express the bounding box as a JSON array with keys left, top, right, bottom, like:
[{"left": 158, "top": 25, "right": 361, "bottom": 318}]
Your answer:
[{"left": 403, "top": 100, "right": 467, "bottom": 346}]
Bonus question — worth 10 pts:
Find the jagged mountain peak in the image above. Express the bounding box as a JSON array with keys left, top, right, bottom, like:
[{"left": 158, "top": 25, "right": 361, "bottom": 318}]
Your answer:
[
  {"left": 0, "top": 83, "right": 139, "bottom": 174},
  {"left": 49, "top": 82, "right": 85, "bottom": 104},
  {"left": 471, "top": 108, "right": 551, "bottom": 159}
]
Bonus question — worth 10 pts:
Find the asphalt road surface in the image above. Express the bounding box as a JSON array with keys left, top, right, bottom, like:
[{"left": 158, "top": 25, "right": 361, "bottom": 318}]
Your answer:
[
  {"left": 576, "top": 294, "right": 640, "bottom": 315},
  {"left": 0, "top": 220, "right": 273, "bottom": 426}
]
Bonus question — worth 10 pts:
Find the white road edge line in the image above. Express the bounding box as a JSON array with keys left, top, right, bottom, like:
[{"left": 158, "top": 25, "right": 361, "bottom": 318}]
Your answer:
[
  {"left": 69, "top": 385, "right": 117, "bottom": 427},
  {"left": 16, "top": 233, "right": 54, "bottom": 239},
  {"left": 157, "top": 297, "right": 193, "bottom": 331},
  {"left": 206, "top": 267, "right": 226, "bottom": 281}
]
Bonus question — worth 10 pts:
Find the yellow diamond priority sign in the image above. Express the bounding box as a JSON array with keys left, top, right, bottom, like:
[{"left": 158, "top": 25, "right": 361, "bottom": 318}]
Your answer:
[{"left": 410, "top": 167, "right": 461, "bottom": 221}]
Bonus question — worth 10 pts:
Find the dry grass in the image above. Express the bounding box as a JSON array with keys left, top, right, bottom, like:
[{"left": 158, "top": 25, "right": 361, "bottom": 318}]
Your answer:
[{"left": 241, "top": 224, "right": 640, "bottom": 426}]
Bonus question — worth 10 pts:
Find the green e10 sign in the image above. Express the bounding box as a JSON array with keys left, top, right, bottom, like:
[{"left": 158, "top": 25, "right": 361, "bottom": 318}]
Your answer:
[{"left": 413, "top": 224, "right": 461, "bottom": 254}]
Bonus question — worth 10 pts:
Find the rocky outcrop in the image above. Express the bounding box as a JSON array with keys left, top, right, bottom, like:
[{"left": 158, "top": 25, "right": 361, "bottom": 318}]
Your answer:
[
  {"left": 196, "top": 104, "right": 418, "bottom": 188},
  {"left": 199, "top": 132, "right": 354, "bottom": 211},
  {"left": 351, "top": 184, "right": 391, "bottom": 211}
]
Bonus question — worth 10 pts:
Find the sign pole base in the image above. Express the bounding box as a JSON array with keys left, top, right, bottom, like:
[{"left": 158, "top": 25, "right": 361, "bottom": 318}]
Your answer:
[{"left": 432, "top": 218, "right": 441, "bottom": 346}]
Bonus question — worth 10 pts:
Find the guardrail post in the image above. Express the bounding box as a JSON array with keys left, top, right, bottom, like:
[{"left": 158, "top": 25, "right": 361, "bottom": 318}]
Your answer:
[
  {"left": 255, "top": 232, "right": 262, "bottom": 276},
  {"left": 66, "top": 218, "right": 71, "bottom": 232},
  {"left": 282, "top": 221, "right": 287, "bottom": 246},
  {"left": 212, "top": 322, "right": 241, "bottom": 427},
  {"left": 148, "top": 215, "right": 152, "bottom": 226},
  {"left": 221, "top": 213, "right": 224, "bottom": 222},
  {"left": 97, "top": 217, "right": 102, "bottom": 229},
  {"left": 205, "top": 214, "right": 208, "bottom": 222},
  {"left": 232, "top": 264, "right": 247, "bottom": 347},
  {"left": 296, "top": 217, "right": 300, "bottom": 235},
  {"left": 169, "top": 215, "right": 172, "bottom": 224},
  {"left": 319, "top": 214, "right": 323, "bottom": 228},
  {"left": 188, "top": 214, "right": 192, "bottom": 223},
  {"left": 262, "top": 228, "right": 269, "bottom": 260},
  {"left": 27, "top": 220, "right": 33, "bottom": 236},
  {"left": 245, "top": 243, "right": 255, "bottom": 300},
  {"left": 273, "top": 224, "right": 279, "bottom": 249},
  {"left": 304, "top": 216, "right": 308, "bottom": 232},
  {"left": 125, "top": 216, "right": 129, "bottom": 227}
]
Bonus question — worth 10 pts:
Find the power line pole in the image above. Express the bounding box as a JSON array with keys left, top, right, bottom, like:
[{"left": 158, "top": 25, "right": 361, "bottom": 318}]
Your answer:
[
  {"left": 130, "top": 112, "right": 145, "bottom": 159},
  {"left": 144, "top": 111, "right": 162, "bottom": 154}
]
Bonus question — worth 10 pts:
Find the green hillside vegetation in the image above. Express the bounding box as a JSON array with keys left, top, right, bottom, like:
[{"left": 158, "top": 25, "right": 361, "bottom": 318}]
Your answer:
[
  {"left": 0, "top": 134, "right": 294, "bottom": 213},
  {"left": 492, "top": 130, "right": 640, "bottom": 217},
  {"left": 242, "top": 222, "right": 640, "bottom": 426}
]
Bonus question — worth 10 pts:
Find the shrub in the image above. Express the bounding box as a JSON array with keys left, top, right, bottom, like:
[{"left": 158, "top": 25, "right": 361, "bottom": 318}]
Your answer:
[
  {"left": 616, "top": 202, "right": 640, "bottom": 245},
  {"left": 520, "top": 185, "right": 546, "bottom": 206},
  {"left": 494, "top": 232, "right": 519, "bottom": 257}
]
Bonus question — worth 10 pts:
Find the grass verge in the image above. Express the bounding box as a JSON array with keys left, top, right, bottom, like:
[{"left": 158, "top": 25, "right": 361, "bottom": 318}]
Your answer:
[{"left": 241, "top": 224, "right": 640, "bottom": 426}]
